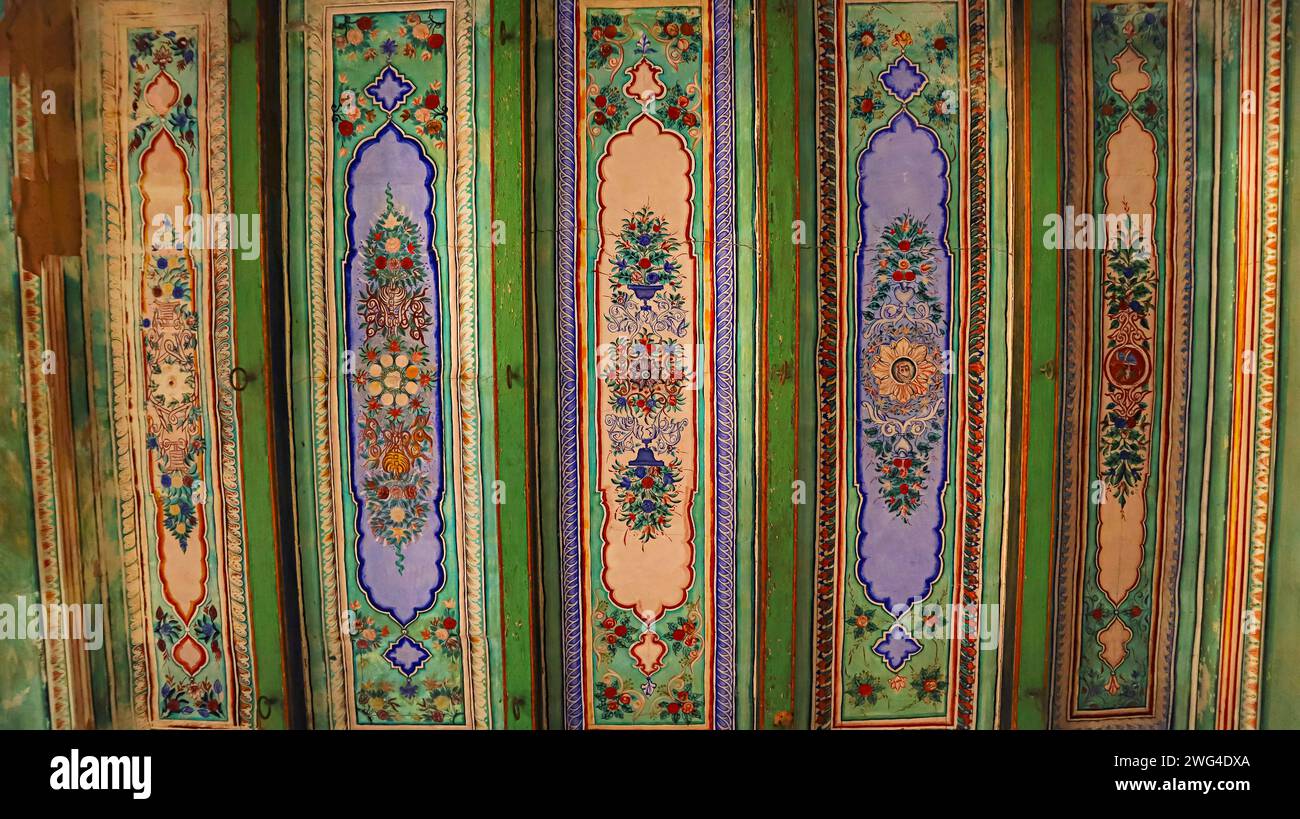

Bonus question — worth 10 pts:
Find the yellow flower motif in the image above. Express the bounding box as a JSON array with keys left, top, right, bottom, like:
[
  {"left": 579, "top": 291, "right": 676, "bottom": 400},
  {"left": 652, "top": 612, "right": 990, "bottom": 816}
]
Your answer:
[{"left": 870, "top": 338, "right": 937, "bottom": 403}]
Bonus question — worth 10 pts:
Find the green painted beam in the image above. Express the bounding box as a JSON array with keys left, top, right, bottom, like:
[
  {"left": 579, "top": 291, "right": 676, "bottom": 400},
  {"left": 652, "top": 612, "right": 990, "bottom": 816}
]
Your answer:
[
  {"left": 1008, "top": 0, "right": 1061, "bottom": 730},
  {"left": 1173, "top": 0, "right": 1221, "bottom": 730},
  {"left": 734, "top": 0, "right": 763, "bottom": 731},
  {"left": 227, "top": 0, "right": 292, "bottom": 729},
  {"left": 755, "top": 0, "right": 805, "bottom": 730},
  {"left": 490, "top": 0, "right": 543, "bottom": 729},
  {"left": 532, "top": 0, "right": 564, "bottom": 731},
  {"left": 1193, "top": 1, "right": 1242, "bottom": 730}
]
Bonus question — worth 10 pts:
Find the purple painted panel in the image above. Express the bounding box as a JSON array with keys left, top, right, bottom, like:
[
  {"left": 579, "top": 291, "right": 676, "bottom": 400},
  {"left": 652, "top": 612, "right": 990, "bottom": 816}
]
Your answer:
[
  {"left": 852, "top": 109, "right": 952, "bottom": 670},
  {"left": 344, "top": 122, "right": 447, "bottom": 629}
]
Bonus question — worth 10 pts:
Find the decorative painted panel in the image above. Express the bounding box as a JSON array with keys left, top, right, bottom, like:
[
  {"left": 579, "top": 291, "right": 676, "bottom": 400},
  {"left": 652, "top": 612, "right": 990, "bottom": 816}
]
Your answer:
[
  {"left": 297, "top": 1, "right": 491, "bottom": 728},
  {"left": 77, "top": 0, "right": 253, "bottom": 726},
  {"left": 1050, "top": 0, "right": 1194, "bottom": 729},
  {"left": 556, "top": 0, "right": 737, "bottom": 729},
  {"left": 811, "top": 0, "right": 1008, "bottom": 728}
]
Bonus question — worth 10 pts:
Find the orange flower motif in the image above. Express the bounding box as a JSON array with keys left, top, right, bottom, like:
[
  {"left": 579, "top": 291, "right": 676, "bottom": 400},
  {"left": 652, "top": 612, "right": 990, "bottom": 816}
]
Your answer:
[
  {"left": 870, "top": 338, "right": 937, "bottom": 402},
  {"left": 893, "top": 31, "right": 913, "bottom": 49}
]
